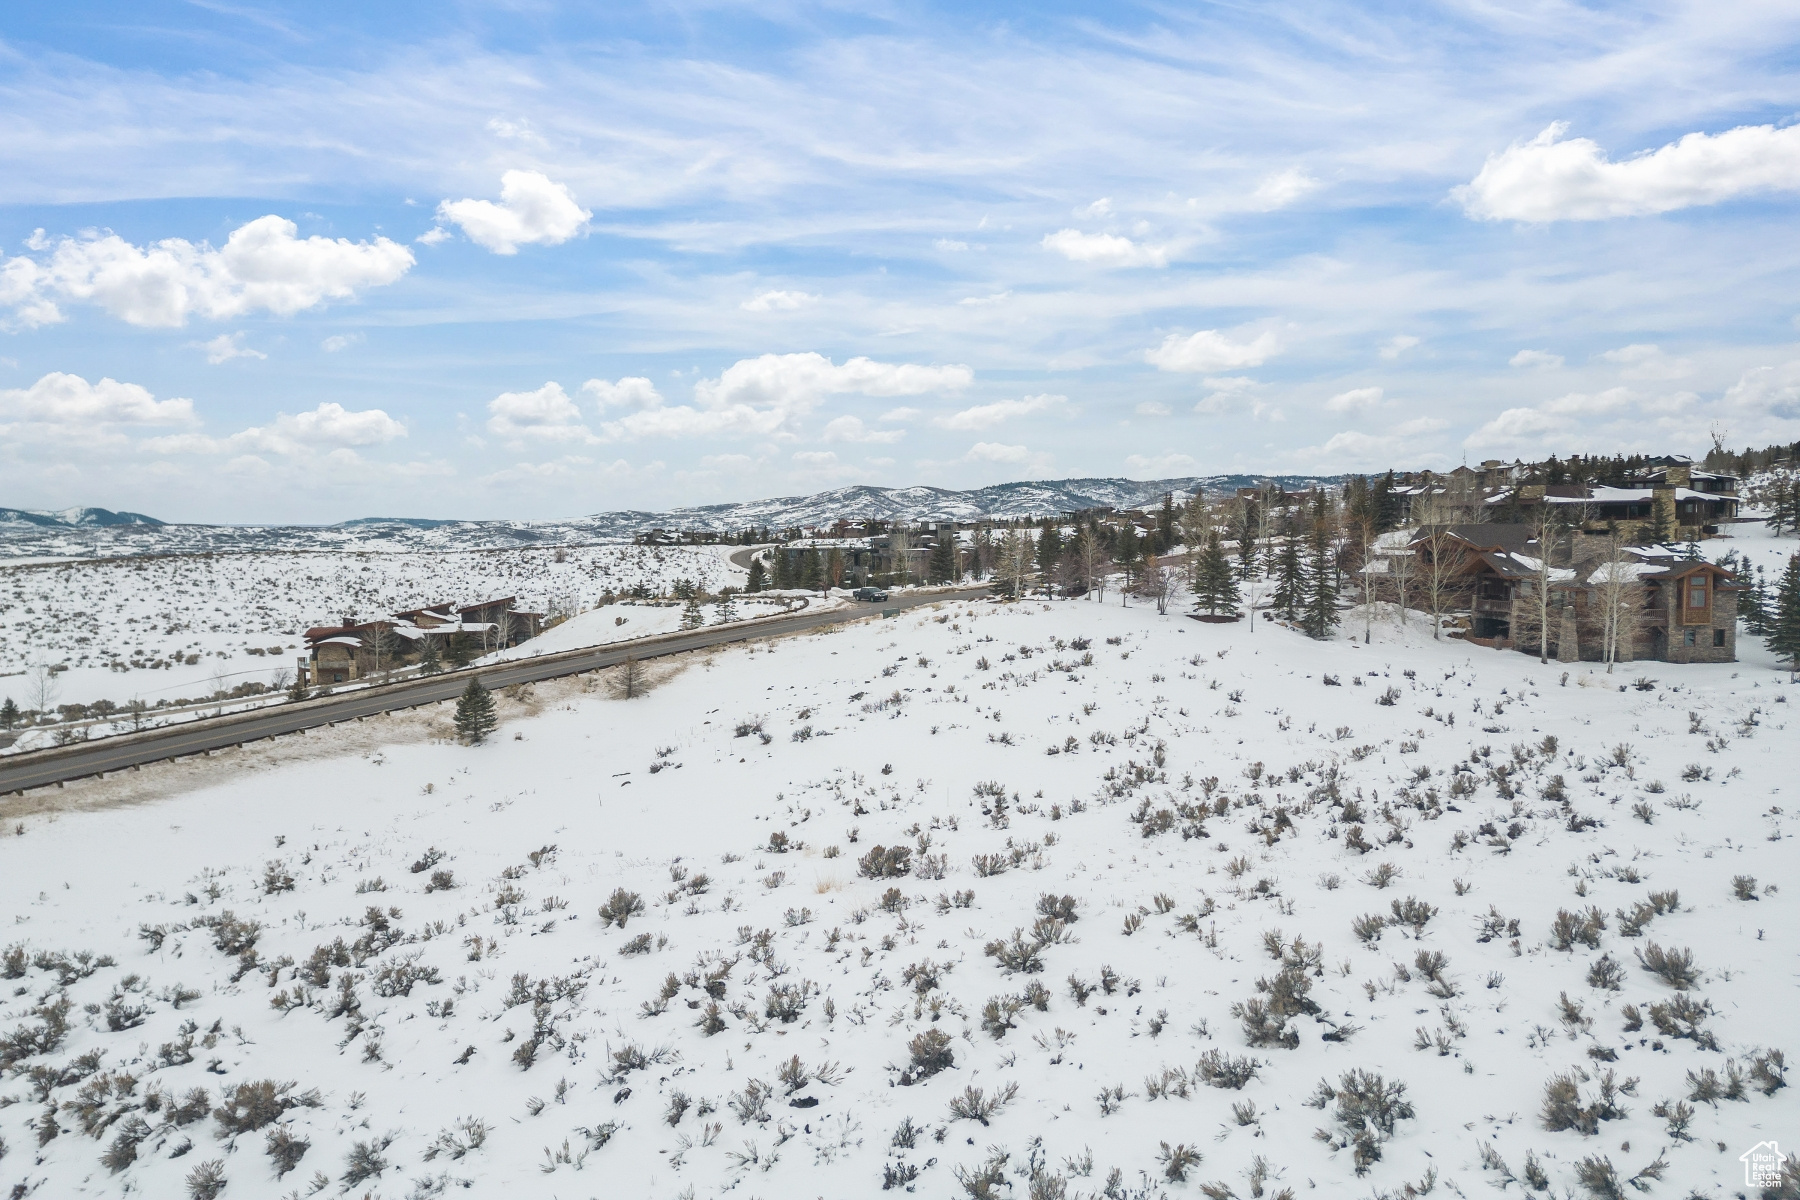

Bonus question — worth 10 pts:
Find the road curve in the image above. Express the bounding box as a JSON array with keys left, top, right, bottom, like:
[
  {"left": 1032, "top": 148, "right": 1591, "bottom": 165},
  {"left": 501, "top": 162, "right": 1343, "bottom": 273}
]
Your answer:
[{"left": 1, "top": 587, "right": 988, "bottom": 795}]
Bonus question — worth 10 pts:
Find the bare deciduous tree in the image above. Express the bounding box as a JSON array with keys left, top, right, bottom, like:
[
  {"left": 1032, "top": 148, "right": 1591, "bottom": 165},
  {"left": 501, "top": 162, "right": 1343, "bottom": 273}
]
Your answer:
[
  {"left": 1596, "top": 533, "right": 1646, "bottom": 673},
  {"left": 1413, "top": 496, "right": 1471, "bottom": 641}
]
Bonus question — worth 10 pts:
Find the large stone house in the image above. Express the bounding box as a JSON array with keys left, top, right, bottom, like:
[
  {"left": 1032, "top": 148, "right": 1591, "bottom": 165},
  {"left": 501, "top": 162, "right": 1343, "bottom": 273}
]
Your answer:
[
  {"left": 298, "top": 597, "right": 544, "bottom": 686},
  {"left": 1407, "top": 524, "right": 1739, "bottom": 664}
]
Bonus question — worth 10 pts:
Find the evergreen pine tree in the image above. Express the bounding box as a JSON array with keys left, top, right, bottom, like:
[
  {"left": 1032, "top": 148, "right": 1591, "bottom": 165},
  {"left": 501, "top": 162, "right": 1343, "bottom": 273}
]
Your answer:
[
  {"left": 928, "top": 534, "right": 958, "bottom": 583},
  {"left": 681, "top": 595, "right": 706, "bottom": 629},
  {"left": 1235, "top": 501, "right": 1259, "bottom": 580},
  {"left": 746, "top": 558, "right": 766, "bottom": 593},
  {"left": 1302, "top": 490, "right": 1340, "bottom": 639},
  {"left": 287, "top": 672, "right": 310, "bottom": 702},
  {"left": 453, "top": 679, "right": 499, "bottom": 744},
  {"left": 1650, "top": 489, "right": 1676, "bottom": 543},
  {"left": 1157, "top": 493, "right": 1176, "bottom": 554},
  {"left": 1035, "top": 522, "right": 1063, "bottom": 575},
  {"left": 447, "top": 631, "right": 471, "bottom": 668},
  {"left": 1, "top": 696, "right": 18, "bottom": 730},
  {"left": 1272, "top": 535, "right": 1305, "bottom": 621},
  {"left": 1115, "top": 524, "right": 1141, "bottom": 592},
  {"left": 418, "top": 638, "right": 444, "bottom": 675},
  {"left": 801, "top": 548, "right": 824, "bottom": 590},
  {"left": 714, "top": 591, "right": 739, "bottom": 624},
  {"left": 1771, "top": 555, "right": 1800, "bottom": 679},
  {"left": 1195, "top": 529, "right": 1240, "bottom": 615}
]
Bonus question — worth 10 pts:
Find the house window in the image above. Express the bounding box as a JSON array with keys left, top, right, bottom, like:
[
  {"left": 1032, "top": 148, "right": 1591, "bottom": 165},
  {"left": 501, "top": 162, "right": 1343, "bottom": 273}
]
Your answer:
[
  {"left": 1713, "top": 628, "right": 1726, "bottom": 647},
  {"left": 1687, "top": 579, "right": 1707, "bottom": 610},
  {"left": 1683, "top": 629, "right": 1697, "bottom": 647}
]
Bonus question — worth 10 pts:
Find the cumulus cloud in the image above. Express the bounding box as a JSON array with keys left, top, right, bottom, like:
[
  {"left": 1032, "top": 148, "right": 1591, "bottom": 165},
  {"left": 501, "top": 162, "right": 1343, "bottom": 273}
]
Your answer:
[
  {"left": 1599, "top": 343, "right": 1692, "bottom": 380},
  {"left": 1147, "top": 329, "right": 1279, "bottom": 373},
  {"left": 0, "top": 372, "right": 196, "bottom": 436},
  {"left": 321, "top": 333, "right": 365, "bottom": 353},
  {"left": 1379, "top": 335, "right": 1420, "bottom": 360},
  {"left": 1463, "top": 405, "right": 1567, "bottom": 449},
  {"left": 934, "top": 393, "right": 1068, "bottom": 431},
  {"left": 436, "top": 170, "right": 592, "bottom": 254},
  {"left": 741, "top": 289, "right": 818, "bottom": 312},
  {"left": 1723, "top": 360, "right": 1800, "bottom": 422},
  {"left": 1510, "top": 348, "right": 1563, "bottom": 369},
  {"left": 583, "top": 376, "right": 664, "bottom": 409},
  {"left": 1455, "top": 121, "right": 1800, "bottom": 221},
  {"left": 822, "top": 415, "right": 905, "bottom": 444},
  {"left": 1134, "top": 401, "right": 1172, "bottom": 417},
  {"left": 595, "top": 353, "right": 970, "bottom": 442},
  {"left": 879, "top": 406, "right": 921, "bottom": 422},
  {"left": 0, "top": 217, "right": 413, "bottom": 328},
  {"left": 965, "top": 441, "right": 1033, "bottom": 463},
  {"left": 1325, "top": 386, "right": 1384, "bottom": 414},
  {"left": 142, "top": 402, "right": 405, "bottom": 458},
  {"left": 1042, "top": 229, "right": 1168, "bottom": 268},
  {"left": 1252, "top": 168, "right": 1320, "bottom": 210},
  {"left": 199, "top": 332, "right": 265, "bottom": 365},
  {"left": 271, "top": 402, "right": 405, "bottom": 446},
  {"left": 487, "top": 382, "right": 594, "bottom": 441},
  {"left": 792, "top": 450, "right": 839, "bottom": 467},
  {"left": 1125, "top": 452, "right": 1199, "bottom": 475}
]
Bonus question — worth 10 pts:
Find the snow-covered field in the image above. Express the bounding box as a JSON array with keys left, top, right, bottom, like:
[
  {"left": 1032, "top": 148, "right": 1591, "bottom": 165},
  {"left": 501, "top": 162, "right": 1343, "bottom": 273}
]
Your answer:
[
  {"left": 1, "top": 592, "right": 1794, "bottom": 1200},
  {"left": 0, "top": 545, "right": 742, "bottom": 710}
]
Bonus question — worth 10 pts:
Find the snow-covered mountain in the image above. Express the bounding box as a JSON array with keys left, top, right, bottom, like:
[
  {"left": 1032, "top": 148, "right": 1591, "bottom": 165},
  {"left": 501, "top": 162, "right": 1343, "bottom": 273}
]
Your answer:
[
  {"left": 0, "top": 505, "right": 164, "bottom": 528},
  {"left": 0, "top": 475, "right": 1337, "bottom": 560}
]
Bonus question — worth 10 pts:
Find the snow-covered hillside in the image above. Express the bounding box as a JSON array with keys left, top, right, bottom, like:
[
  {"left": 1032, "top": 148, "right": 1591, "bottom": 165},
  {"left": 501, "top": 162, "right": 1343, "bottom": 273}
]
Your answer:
[
  {"left": 1, "top": 594, "right": 1792, "bottom": 1199},
  {"left": 0, "top": 475, "right": 1340, "bottom": 563},
  {"left": 0, "top": 545, "right": 740, "bottom": 710}
]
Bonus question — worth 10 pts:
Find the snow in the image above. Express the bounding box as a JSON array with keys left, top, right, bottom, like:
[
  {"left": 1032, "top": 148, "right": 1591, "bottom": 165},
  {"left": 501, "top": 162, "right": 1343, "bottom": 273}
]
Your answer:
[
  {"left": 0, "top": 545, "right": 743, "bottom": 711},
  {"left": 1, "top": 585, "right": 1794, "bottom": 1199}
]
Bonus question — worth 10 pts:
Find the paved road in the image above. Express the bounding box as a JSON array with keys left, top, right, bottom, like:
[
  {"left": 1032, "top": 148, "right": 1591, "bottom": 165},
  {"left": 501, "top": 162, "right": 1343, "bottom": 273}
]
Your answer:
[{"left": 1, "top": 587, "right": 987, "bottom": 794}]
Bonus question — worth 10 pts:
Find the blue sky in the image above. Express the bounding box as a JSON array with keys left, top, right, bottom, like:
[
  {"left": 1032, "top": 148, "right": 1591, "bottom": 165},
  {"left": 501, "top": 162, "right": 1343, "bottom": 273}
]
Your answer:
[{"left": 2, "top": 1, "right": 1799, "bottom": 522}]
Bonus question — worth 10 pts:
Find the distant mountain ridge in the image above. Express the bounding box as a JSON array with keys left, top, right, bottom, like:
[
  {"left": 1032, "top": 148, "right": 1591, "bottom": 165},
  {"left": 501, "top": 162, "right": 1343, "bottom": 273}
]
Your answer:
[
  {"left": 0, "top": 506, "right": 164, "bottom": 529},
  {"left": 0, "top": 474, "right": 1339, "bottom": 560}
]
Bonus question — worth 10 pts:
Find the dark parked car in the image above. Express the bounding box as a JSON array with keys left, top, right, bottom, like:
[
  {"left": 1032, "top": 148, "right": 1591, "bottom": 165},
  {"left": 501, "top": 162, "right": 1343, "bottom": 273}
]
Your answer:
[{"left": 852, "top": 586, "right": 889, "bottom": 602}]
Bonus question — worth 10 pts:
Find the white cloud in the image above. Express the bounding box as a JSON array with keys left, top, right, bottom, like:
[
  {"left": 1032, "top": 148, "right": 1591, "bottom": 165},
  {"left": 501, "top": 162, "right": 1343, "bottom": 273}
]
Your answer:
[
  {"left": 487, "top": 382, "right": 593, "bottom": 441},
  {"left": 1393, "top": 417, "right": 1449, "bottom": 436},
  {"left": 1599, "top": 343, "right": 1692, "bottom": 380},
  {"left": 1455, "top": 121, "right": 1800, "bottom": 222},
  {"left": 0, "top": 216, "right": 413, "bottom": 328},
  {"left": 1125, "top": 452, "right": 1198, "bottom": 475},
  {"left": 1510, "top": 349, "right": 1563, "bottom": 369},
  {"left": 1542, "top": 386, "right": 1636, "bottom": 416},
  {"left": 741, "top": 289, "right": 818, "bottom": 312},
  {"left": 934, "top": 393, "right": 1067, "bottom": 431},
  {"left": 879, "top": 406, "right": 921, "bottom": 422},
  {"left": 1134, "top": 401, "right": 1172, "bottom": 417},
  {"left": 965, "top": 441, "right": 1033, "bottom": 463},
  {"left": 1325, "top": 386, "right": 1383, "bottom": 414},
  {"left": 1252, "top": 168, "right": 1319, "bottom": 210},
  {"left": 1463, "top": 406, "right": 1567, "bottom": 449},
  {"left": 436, "top": 170, "right": 592, "bottom": 254},
  {"left": 1379, "top": 335, "right": 1420, "bottom": 361},
  {"left": 321, "top": 333, "right": 364, "bottom": 353},
  {"left": 792, "top": 450, "right": 839, "bottom": 467},
  {"left": 141, "top": 402, "right": 405, "bottom": 458},
  {"left": 1080, "top": 198, "right": 1113, "bottom": 218},
  {"left": 271, "top": 402, "right": 405, "bottom": 447},
  {"left": 822, "top": 415, "right": 905, "bottom": 444},
  {"left": 583, "top": 376, "right": 664, "bottom": 409},
  {"left": 0, "top": 372, "right": 196, "bottom": 436},
  {"left": 595, "top": 353, "right": 970, "bottom": 442},
  {"left": 199, "top": 332, "right": 265, "bottom": 364},
  {"left": 933, "top": 238, "right": 970, "bottom": 252},
  {"left": 1147, "top": 329, "right": 1279, "bottom": 373},
  {"left": 958, "top": 291, "right": 1011, "bottom": 307},
  {"left": 1042, "top": 229, "right": 1168, "bottom": 268},
  {"left": 1723, "top": 360, "right": 1800, "bottom": 422}
]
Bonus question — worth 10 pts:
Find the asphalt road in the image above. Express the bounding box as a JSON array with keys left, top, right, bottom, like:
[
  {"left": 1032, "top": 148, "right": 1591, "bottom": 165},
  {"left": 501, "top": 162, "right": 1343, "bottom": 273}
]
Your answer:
[{"left": 0, "top": 586, "right": 986, "bottom": 795}]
